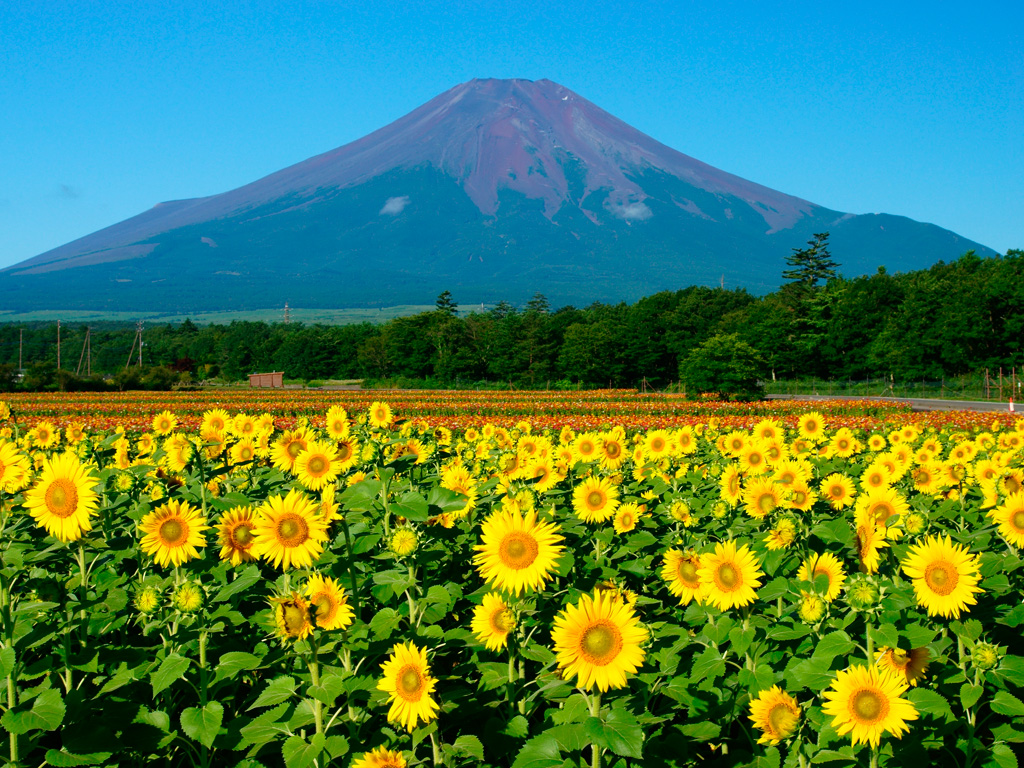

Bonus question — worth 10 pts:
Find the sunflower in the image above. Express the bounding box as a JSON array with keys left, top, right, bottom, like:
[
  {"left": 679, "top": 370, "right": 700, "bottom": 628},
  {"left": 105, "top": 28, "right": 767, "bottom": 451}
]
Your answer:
[
  {"left": 217, "top": 506, "right": 257, "bottom": 566},
  {"left": 377, "top": 642, "right": 439, "bottom": 732},
  {"left": 550, "top": 591, "right": 647, "bottom": 692},
  {"left": 471, "top": 592, "right": 516, "bottom": 650},
  {"left": 698, "top": 540, "right": 763, "bottom": 610},
  {"left": 304, "top": 574, "right": 354, "bottom": 631},
  {"left": 661, "top": 549, "right": 705, "bottom": 605},
  {"left": 722, "top": 431, "right": 749, "bottom": 456},
  {"left": 173, "top": 582, "right": 204, "bottom": 613},
  {"left": 821, "top": 473, "right": 857, "bottom": 510},
  {"left": 162, "top": 435, "right": 193, "bottom": 473},
  {"left": 719, "top": 465, "right": 744, "bottom": 505},
  {"left": 351, "top": 746, "right": 407, "bottom": 768},
  {"left": 612, "top": 502, "right": 643, "bottom": 534},
  {"left": 201, "top": 409, "right": 230, "bottom": 434},
  {"left": 139, "top": 499, "right": 209, "bottom": 567},
  {"left": 742, "top": 477, "right": 784, "bottom": 519},
  {"left": 785, "top": 481, "right": 818, "bottom": 512},
  {"left": 748, "top": 686, "right": 801, "bottom": 745},
  {"left": 901, "top": 535, "right": 983, "bottom": 618},
  {"left": 335, "top": 436, "right": 360, "bottom": 473},
  {"left": 231, "top": 413, "right": 257, "bottom": 439},
  {"left": 797, "top": 412, "right": 826, "bottom": 441},
  {"left": 598, "top": 434, "right": 628, "bottom": 470},
  {"left": 252, "top": 489, "right": 329, "bottom": 570},
  {"left": 855, "top": 506, "right": 889, "bottom": 574},
  {"left": 293, "top": 440, "right": 341, "bottom": 491},
  {"left": 389, "top": 527, "right": 419, "bottom": 557},
  {"left": 764, "top": 517, "right": 798, "bottom": 550},
  {"left": 0, "top": 441, "right": 30, "bottom": 493},
  {"left": 152, "top": 411, "right": 177, "bottom": 436},
  {"left": 875, "top": 647, "right": 930, "bottom": 686},
  {"left": 324, "top": 405, "right": 350, "bottom": 438},
  {"left": 369, "top": 401, "right": 394, "bottom": 429},
  {"left": 24, "top": 452, "right": 101, "bottom": 542},
  {"left": 796, "top": 552, "right": 846, "bottom": 602},
  {"left": 773, "top": 459, "right": 811, "bottom": 487},
  {"left": 830, "top": 428, "right": 860, "bottom": 458},
  {"left": 473, "top": 508, "right": 565, "bottom": 595},
  {"left": 856, "top": 486, "right": 910, "bottom": 535},
  {"left": 229, "top": 438, "right": 257, "bottom": 466},
  {"left": 527, "top": 457, "right": 561, "bottom": 493},
  {"left": 271, "top": 592, "right": 313, "bottom": 641},
  {"left": 64, "top": 422, "right": 86, "bottom": 444},
  {"left": 572, "top": 476, "right": 620, "bottom": 523},
  {"left": 822, "top": 665, "right": 918, "bottom": 747},
  {"left": 572, "top": 433, "right": 600, "bottom": 463},
  {"left": 739, "top": 444, "right": 770, "bottom": 475},
  {"left": 991, "top": 491, "right": 1024, "bottom": 546},
  {"left": 643, "top": 430, "right": 672, "bottom": 459},
  {"left": 270, "top": 429, "right": 310, "bottom": 472}
]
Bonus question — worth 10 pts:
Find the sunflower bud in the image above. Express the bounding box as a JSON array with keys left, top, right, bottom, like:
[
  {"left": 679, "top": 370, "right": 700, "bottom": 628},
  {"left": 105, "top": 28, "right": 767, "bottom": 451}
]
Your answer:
[
  {"left": 903, "top": 511, "right": 927, "bottom": 536},
  {"left": 971, "top": 642, "right": 1001, "bottom": 670},
  {"left": 845, "top": 578, "right": 880, "bottom": 611},
  {"left": 798, "top": 592, "right": 825, "bottom": 623},
  {"left": 172, "top": 582, "right": 204, "bottom": 613},
  {"left": 389, "top": 527, "right": 419, "bottom": 558},
  {"left": 134, "top": 586, "right": 162, "bottom": 615}
]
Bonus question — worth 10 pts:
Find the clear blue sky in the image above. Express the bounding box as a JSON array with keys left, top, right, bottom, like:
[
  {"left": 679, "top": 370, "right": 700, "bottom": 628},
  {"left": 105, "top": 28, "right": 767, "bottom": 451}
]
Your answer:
[{"left": 2, "top": 1, "right": 1022, "bottom": 269}]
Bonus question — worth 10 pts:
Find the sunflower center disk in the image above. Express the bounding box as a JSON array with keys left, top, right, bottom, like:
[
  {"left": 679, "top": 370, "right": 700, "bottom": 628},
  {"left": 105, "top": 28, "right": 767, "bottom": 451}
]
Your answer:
[
  {"left": 278, "top": 515, "right": 309, "bottom": 546},
  {"left": 851, "top": 689, "right": 887, "bottom": 723},
  {"left": 757, "top": 494, "right": 776, "bottom": 515},
  {"left": 499, "top": 532, "right": 539, "bottom": 570},
  {"left": 716, "top": 563, "right": 741, "bottom": 590},
  {"left": 308, "top": 456, "right": 327, "bottom": 475},
  {"left": 1012, "top": 510, "right": 1024, "bottom": 530},
  {"left": 580, "top": 622, "right": 623, "bottom": 665},
  {"left": 398, "top": 666, "right": 423, "bottom": 699},
  {"left": 924, "top": 561, "right": 958, "bottom": 595},
  {"left": 873, "top": 504, "right": 894, "bottom": 525},
  {"left": 586, "top": 491, "right": 605, "bottom": 509},
  {"left": 678, "top": 561, "right": 700, "bottom": 587},
  {"left": 287, "top": 442, "right": 304, "bottom": 458},
  {"left": 159, "top": 519, "right": 187, "bottom": 545},
  {"left": 282, "top": 604, "right": 307, "bottom": 634},
  {"left": 45, "top": 479, "right": 79, "bottom": 518},
  {"left": 233, "top": 524, "right": 254, "bottom": 546},
  {"left": 313, "top": 594, "right": 333, "bottom": 618}
]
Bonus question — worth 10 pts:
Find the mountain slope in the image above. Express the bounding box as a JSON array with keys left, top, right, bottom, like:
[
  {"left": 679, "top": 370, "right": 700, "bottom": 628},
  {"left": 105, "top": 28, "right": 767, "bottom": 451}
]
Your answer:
[{"left": 0, "top": 78, "right": 994, "bottom": 311}]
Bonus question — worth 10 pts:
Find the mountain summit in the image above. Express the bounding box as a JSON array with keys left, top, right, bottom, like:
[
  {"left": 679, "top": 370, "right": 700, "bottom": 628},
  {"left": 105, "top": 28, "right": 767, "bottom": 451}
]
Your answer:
[{"left": 2, "top": 78, "right": 993, "bottom": 312}]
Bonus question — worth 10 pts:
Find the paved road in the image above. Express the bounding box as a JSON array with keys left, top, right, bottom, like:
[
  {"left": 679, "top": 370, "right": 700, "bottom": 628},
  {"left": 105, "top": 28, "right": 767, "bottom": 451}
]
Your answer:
[{"left": 766, "top": 394, "right": 1020, "bottom": 413}]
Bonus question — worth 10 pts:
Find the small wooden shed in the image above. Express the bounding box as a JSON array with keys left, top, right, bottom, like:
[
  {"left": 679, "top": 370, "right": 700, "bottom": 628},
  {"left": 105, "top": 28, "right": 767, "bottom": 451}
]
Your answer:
[{"left": 248, "top": 372, "right": 284, "bottom": 388}]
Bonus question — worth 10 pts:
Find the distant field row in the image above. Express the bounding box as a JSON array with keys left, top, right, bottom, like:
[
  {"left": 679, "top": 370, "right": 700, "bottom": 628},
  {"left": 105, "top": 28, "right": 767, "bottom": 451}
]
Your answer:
[{"left": 0, "top": 305, "right": 446, "bottom": 325}]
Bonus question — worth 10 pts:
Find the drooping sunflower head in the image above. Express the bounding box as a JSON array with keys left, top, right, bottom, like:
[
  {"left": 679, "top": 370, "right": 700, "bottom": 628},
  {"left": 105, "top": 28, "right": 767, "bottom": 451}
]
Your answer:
[
  {"left": 473, "top": 508, "right": 565, "bottom": 595},
  {"left": 748, "top": 685, "right": 801, "bottom": 744},
  {"left": 900, "top": 535, "right": 983, "bottom": 619},
  {"left": 271, "top": 592, "right": 314, "bottom": 642},
  {"left": 875, "top": 646, "right": 930, "bottom": 686},
  {"left": 470, "top": 592, "right": 516, "bottom": 651},
  {"left": 303, "top": 574, "right": 354, "bottom": 631},
  {"left": 991, "top": 491, "right": 1024, "bottom": 547},
  {"left": 550, "top": 590, "right": 648, "bottom": 692},
  {"left": 822, "top": 665, "right": 919, "bottom": 747},
  {"left": 139, "top": 499, "right": 210, "bottom": 568},
  {"left": 376, "top": 642, "right": 439, "bottom": 732}
]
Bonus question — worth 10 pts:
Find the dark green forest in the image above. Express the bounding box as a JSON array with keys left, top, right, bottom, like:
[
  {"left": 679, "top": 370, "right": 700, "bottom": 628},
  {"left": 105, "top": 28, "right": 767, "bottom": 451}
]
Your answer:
[{"left": 1, "top": 245, "right": 1021, "bottom": 391}]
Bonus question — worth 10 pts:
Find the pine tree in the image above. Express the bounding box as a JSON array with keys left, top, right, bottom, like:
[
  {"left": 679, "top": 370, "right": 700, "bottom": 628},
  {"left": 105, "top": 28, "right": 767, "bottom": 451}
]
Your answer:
[
  {"left": 781, "top": 232, "right": 839, "bottom": 301},
  {"left": 435, "top": 290, "right": 458, "bottom": 316}
]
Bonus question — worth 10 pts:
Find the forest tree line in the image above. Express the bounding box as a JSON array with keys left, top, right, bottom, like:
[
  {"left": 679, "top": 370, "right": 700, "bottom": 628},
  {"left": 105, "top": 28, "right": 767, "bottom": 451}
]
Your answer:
[{"left": 0, "top": 243, "right": 1021, "bottom": 391}]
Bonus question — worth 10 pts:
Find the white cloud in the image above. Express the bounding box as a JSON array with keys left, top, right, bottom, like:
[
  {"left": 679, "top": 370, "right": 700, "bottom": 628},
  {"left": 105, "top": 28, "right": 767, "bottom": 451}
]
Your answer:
[
  {"left": 612, "top": 201, "right": 652, "bottom": 221},
  {"left": 379, "top": 196, "right": 410, "bottom": 215}
]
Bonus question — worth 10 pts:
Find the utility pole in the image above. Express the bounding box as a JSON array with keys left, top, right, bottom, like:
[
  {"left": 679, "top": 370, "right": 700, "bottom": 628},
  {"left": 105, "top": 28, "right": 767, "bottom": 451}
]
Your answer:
[
  {"left": 137, "top": 321, "right": 143, "bottom": 367},
  {"left": 56, "top": 320, "right": 61, "bottom": 370},
  {"left": 76, "top": 328, "right": 92, "bottom": 376},
  {"left": 284, "top": 302, "right": 290, "bottom": 325},
  {"left": 18, "top": 329, "right": 22, "bottom": 370}
]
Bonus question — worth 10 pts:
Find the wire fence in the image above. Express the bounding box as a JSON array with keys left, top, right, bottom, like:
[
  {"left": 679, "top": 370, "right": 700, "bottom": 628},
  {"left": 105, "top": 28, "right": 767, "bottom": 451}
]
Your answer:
[{"left": 765, "top": 370, "right": 1023, "bottom": 402}]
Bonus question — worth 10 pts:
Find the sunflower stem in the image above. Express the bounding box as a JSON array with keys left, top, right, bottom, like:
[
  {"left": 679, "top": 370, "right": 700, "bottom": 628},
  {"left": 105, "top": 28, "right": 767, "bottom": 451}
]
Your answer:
[
  {"left": 339, "top": 514, "right": 361, "bottom": 618},
  {"left": 865, "top": 620, "right": 873, "bottom": 664},
  {"left": 309, "top": 634, "right": 323, "bottom": 736},
  {"left": 430, "top": 730, "right": 441, "bottom": 767},
  {"left": 869, "top": 745, "right": 879, "bottom": 768},
  {"left": 588, "top": 690, "right": 602, "bottom": 768},
  {"left": 2, "top": 577, "right": 17, "bottom": 768}
]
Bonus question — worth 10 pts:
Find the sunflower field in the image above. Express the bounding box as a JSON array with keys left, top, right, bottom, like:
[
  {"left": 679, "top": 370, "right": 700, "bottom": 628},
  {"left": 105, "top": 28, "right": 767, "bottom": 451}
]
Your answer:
[{"left": 0, "top": 398, "right": 1023, "bottom": 768}]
